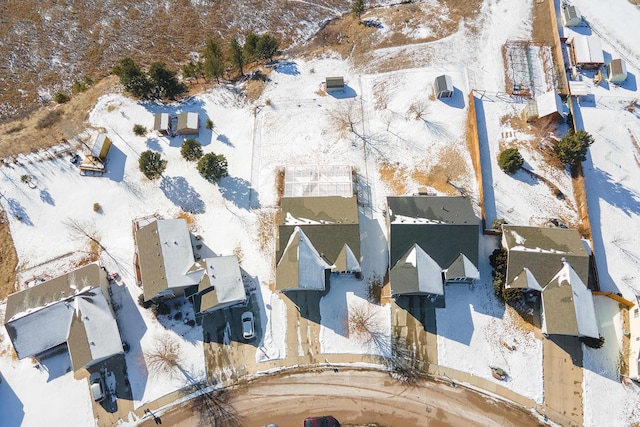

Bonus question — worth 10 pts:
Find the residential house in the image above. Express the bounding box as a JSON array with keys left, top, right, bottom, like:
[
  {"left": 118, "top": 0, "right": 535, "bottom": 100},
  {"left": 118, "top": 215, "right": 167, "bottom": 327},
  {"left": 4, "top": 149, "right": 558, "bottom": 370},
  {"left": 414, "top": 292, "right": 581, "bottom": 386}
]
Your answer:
[
  {"left": 386, "top": 196, "right": 480, "bottom": 297},
  {"left": 134, "top": 218, "right": 201, "bottom": 301},
  {"left": 3, "top": 263, "right": 123, "bottom": 372},
  {"left": 570, "top": 35, "right": 605, "bottom": 69},
  {"left": 325, "top": 76, "right": 345, "bottom": 93},
  {"left": 153, "top": 113, "right": 170, "bottom": 135},
  {"left": 189, "top": 256, "right": 246, "bottom": 316},
  {"left": 502, "top": 225, "right": 599, "bottom": 338},
  {"left": 276, "top": 196, "right": 361, "bottom": 291},
  {"left": 561, "top": 5, "right": 582, "bottom": 27},
  {"left": 433, "top": 75, "right": 454, "bottom": 99},
  {"left": 177, "top": 112, "right": 199, "bottom": 135},
  {"left": 524, "top": 91, "right": 564, "bottom": 122},
  {"left": 608, "top": 58, "right": 628, "bottom": 83}
]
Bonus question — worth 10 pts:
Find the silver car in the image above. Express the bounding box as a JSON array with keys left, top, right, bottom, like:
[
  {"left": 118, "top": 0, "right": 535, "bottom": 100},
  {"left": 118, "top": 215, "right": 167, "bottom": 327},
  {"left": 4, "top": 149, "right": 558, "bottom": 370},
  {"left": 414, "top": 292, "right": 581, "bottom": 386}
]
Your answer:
[
  {"left": 241, "top": 311, "right": 255, "bottom": 340},
  {"left": 89, "top": 372, "right": 106, "bottom": 402}
]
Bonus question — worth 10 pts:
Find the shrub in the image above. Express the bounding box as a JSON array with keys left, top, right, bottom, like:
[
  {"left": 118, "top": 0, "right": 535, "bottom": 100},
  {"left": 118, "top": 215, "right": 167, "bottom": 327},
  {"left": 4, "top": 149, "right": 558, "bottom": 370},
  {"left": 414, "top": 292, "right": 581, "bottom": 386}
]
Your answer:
[
  {"left": 54, "top": 92, "right": 70, "bottom": 104},
  {"left": 580, "top": 335, "right": 605, "bottom": 349},
  {"left": 186, "top": 319, "right": 196, "bottom": 327},
  {"left": 205, "top": 119, "right": 214, "bottom": 130},
  {"left": 93, "top": 202, "right": 101, "bottom": 212},
  {"left": 133, "top": 124, "right": 147, "bottom": 136},
  {"left": 174, "top": 312, "right": 183, "bottom": 321},
  {"left": 137, "top": 293, "right": 153, "bottom": 309},
  {"left": 72, "top": 78, "right": 92, "bottom": 94},
  {"left": 150, "top": 301, "right": 170, "bottom": 316},
  {"left": 497, "top": 148, "right": 524, "bottom": 174},
  {"left": 20, "top": 174, "right": 32, "bottom": 184},
  {"left": 181, "top": 138, "right": 203, "bottom": 161},
  {"left": 138, "top": 150, "right": 167, "bottom": 180},
  {"left": 554, "top": 130, "right": 594, "bottom": 166},
  {"left": 36, "top": 110, "right": 63, "bottom": 129},
  {"left": 197, "top": 152, "right": 228, "bottom": 182},
  {"left": 491, "top": 218, "right": 506, "bottom": 230}
]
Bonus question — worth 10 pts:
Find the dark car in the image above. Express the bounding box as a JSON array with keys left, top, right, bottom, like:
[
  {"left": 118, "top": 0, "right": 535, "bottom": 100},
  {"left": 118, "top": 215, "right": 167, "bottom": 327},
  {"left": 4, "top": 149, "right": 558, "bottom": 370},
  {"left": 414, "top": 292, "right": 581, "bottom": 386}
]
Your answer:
[{"left": 303, "top": 416, "right": 340, "bottom": 427}]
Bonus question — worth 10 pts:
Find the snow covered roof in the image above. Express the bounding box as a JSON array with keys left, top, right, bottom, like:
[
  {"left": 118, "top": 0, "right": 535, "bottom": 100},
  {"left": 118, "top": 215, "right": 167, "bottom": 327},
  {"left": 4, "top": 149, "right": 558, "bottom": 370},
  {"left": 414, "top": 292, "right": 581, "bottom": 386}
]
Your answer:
[
  {"left": 284, "top": 165, "right": 353, "bottom": 198},
  {"left": 569, "top": 81, "right": 590, "bottom": 96},
  {"left": 541, "top": 261, "right": 599, "bottom": 338},
  {"left": 535, "top": 91, "right": 564, "bottom": 119},
  {"left": 572, "top": 35, "right": 604, "bottom": 65},
  {"left": 194, "top": 256, "right": 246, "bottom": 314},
  {"left": 608, "top": 58, "right": 628, "bottom": 82},
  {"left": 562, "top": 5, "right": 581, "bottom": 26},
  {"left": 135, "top": 218, "right": 199, "bottom": 301},
  {"left": 90, "top": 133, "right": 111, "bottom": 160},
  {"left": 390, "top": 244, "right": 444, "bottom": 295},
  {"left": 434, "top": 74, "right": 453, "bottom": 95},
  {"left": 502, "top": 225, "right": 590, "bottom": 290},
  {"left": 388, "top": 196, "right": 479, "bottom": 271},
  {"left": 67, "top": 291, "right": 124, "bottom": 371},
  {"left": 177, "top": 112, "right": 199, "bottom": 134},
  {"left": 276, "top": 227, "right": 332, "bottom": 291},
  {"left": 153, "top": 113, "right": 169, "bottom": 131},
  {"left": 4, "top": 264, "right": 123, "bottom": 368}
]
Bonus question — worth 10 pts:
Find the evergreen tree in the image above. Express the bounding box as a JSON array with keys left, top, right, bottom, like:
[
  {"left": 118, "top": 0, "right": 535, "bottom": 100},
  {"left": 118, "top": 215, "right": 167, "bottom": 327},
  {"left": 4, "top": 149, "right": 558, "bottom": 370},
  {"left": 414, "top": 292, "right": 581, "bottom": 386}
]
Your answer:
[
  {"left": 197, "top": 153, "right": 228, "bottom": 182},
  {"left": 228, "top": 39, "right": 245, "bottom": 77},
  {"left": 112, "top": 58, "right": 152, "bottom": 99},
  {"left": 148, "top": 62, "right": 187, "bottom": 99},
  {"left": 554, "top": 130, "right": 594, "bottom": 166},
  {"left": 243, "top": 33, "right": 259, "bottom": 62},
  {"left": 256, "top": 34, "right": 279, "bottom": 61},
  {"left": 138, "top": 150, "right": 167, "bottom": 180},
  {"left": 352, "top": 0, "right": 365, "bottom": 22}
]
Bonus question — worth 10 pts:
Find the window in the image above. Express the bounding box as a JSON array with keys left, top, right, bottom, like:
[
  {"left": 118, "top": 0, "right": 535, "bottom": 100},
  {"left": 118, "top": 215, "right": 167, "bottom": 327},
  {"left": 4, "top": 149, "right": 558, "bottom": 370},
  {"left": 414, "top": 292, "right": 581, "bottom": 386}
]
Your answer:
[{"left": 635, "top": 308, "right": 639, "bottom": 319}]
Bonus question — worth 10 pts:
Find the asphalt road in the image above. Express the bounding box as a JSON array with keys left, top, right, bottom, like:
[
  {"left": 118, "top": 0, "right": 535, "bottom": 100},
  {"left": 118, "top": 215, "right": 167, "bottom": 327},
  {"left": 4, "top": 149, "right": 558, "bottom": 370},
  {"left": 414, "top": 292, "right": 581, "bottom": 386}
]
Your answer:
[{"left": 141, "top": 369, "right": 543, "bottom": 427}]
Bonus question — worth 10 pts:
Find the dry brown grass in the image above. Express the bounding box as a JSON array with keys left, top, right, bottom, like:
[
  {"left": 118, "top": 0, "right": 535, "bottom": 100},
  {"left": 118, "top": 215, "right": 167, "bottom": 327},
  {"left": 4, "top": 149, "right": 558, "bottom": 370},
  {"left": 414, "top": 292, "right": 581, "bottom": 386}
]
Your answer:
[
  {"left": 378, "top": 162, "right": 408, "bottom": 195},
  {"left": 255, "top": 210, "right": 277, "bottom": 255},
  {"left": 0, "top": 76, "right": 119, "bottom": 160},
  {"left": 177, "top": 211, "right": 197, "bottom": 229},
  {"left": 0, "top": 214, "right": 18, "bottom": 300},
  {"left": 233, "top": 245, "right": 244, "bottom": 266},
  {"left": 412, "top": 146, "right": 467, "bottom": 195}
]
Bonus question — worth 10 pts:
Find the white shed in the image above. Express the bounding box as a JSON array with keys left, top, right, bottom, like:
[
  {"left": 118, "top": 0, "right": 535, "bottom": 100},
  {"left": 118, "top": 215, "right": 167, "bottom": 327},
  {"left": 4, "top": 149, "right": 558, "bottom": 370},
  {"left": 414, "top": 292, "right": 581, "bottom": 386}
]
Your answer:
[
  {"left": 561, "top": 5, "right": 582, "bottom": 27},
  {"left": 608, "top": 58, "right": 628, "bottom": 83}
]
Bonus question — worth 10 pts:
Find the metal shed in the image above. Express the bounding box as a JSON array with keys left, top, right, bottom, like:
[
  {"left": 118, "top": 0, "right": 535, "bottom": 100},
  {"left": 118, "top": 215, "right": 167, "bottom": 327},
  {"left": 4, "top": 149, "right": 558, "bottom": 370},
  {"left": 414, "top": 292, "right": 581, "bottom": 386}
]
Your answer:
[
  {"left": 177, "top": 112, "right": 199, "bottom": 135},
  {"left": 608, "top": 58, "right": 628, "bottom": 83},
  {"left": 325, "top": 76, "right": 345, "bottom": 93},
  {"left": 153, "top": 113, "right": 170, "bottom": 135},
  {"left": 561, "top": 5, "right": 581, "bottom": 27},
  {"left": 433, "top": 75, "right": 454, "bottom": 98}
]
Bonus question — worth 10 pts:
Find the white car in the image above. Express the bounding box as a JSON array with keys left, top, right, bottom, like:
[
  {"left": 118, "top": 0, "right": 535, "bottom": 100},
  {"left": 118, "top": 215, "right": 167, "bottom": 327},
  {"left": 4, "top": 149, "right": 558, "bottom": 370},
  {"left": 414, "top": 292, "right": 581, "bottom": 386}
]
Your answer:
[
  {"left": 89, "top": 372, "right": 106, "bottom": 402},
  {"left": 241, "top": 311, "right": 255, "bottom": 340}
]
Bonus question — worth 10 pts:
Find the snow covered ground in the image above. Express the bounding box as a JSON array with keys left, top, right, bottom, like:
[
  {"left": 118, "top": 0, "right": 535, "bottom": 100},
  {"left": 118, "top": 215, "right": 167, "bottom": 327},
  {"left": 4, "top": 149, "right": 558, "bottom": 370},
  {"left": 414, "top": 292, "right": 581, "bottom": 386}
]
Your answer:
[{"left": 1, "top": 0, "right": 640, "bottom": 426}]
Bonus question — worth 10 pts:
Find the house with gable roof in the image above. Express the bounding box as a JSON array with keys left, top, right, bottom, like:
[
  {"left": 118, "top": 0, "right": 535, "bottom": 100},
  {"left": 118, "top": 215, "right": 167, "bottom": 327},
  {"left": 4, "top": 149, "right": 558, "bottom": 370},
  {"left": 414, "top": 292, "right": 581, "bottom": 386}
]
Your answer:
[
  {"left": 275, "top": 196, "right": 361, "bottom": 291},
  {"left": 386, "top": 196, "right": 480, "bottom": 297},
  {"left": 188, "top": 256, "right": 246, "bottom": 316},
  {"left": 3, "top": 263, "right": 123, "bottom": 372},
  {"left": 135, "top": 217, "right": 246, "bottom": 314},
  {"left": 502, "top": 225, "right": 599, "bottom": 338}
]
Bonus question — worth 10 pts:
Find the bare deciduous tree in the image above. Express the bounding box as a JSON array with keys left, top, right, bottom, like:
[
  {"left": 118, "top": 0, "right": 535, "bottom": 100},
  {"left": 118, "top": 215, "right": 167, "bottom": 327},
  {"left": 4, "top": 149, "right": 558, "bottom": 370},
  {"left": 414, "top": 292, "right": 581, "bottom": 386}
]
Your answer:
[
  {"left": 143, "top": 334, "right": 182, "bottom": 378},
  {"left": 328, "top": 99, "right": 362, "bottom": 137},
  {"left": 407, "top": 99, "right": 428, "bottom": 121},
  {"left": 63, "top": 217, "right": 104, "bottom": 250}
]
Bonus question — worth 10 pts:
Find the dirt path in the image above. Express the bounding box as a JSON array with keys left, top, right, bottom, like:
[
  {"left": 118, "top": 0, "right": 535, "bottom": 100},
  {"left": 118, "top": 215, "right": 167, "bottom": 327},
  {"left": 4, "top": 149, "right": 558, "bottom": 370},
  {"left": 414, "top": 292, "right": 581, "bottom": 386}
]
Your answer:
[{"left": 142, "top": 369, "right": 543, "bottom": 427}]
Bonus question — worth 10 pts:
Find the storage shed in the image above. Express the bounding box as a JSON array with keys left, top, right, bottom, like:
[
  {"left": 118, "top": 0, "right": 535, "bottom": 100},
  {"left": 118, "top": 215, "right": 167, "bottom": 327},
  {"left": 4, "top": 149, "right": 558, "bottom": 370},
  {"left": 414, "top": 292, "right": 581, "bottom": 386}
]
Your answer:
[
  {"left": 325, "top": 76, "right": 345, "bottom": 93},
  {"left": 524, "top": 91, "right": 564, "bottom": 122},
  {"left": 570, "top": 36, "right": 604, "bottom": 69},
  {"left": 177, "top": 112, "right": 199, "bottom": 135},
  {"left": 153, "top": 113, "right": 170, "bottom": 135},
  {"left": 608, "top": 58, "right": 628, "bottom": 83},
  {"left": 561, "top": 5, "right": 582, "bottom": 27},
  {"left": 433, "top": 75, "right": 454, "bottom": 99}
]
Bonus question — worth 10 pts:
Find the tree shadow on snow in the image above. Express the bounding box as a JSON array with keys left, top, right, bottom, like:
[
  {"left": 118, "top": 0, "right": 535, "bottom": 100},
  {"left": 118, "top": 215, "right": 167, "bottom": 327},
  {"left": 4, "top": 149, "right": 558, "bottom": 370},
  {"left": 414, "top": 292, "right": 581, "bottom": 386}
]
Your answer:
[
  {"left": 145, "top": 137, "right": 164, "bottom": 152},
  {"left": 160, "top": 176, "right": 206, "bottom": 214},
  {"left": 218, "top": 176, "right": 256, "bottom": 210},
  {"left": 216, "top": 134, "right": 234, "bottom": 147},
  {"left": 273, "top": 61, "right": 300, "bottom": 75},
  {"left": 7, "top": 198, "right": 33, "bottom": 225},
  {"left": 589, "top": 166, "right": 640, "bottom": 215},
  {"left": 39, "top": 188, "right": 55, "bottom": 205}
]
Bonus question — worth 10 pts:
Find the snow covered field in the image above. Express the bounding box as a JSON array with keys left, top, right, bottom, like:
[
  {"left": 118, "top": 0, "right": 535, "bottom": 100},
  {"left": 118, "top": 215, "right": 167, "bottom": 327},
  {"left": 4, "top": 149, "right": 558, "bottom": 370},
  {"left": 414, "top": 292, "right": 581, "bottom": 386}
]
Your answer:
[{"left": 1, "top": 0, "right": 640, "bottom": 426}]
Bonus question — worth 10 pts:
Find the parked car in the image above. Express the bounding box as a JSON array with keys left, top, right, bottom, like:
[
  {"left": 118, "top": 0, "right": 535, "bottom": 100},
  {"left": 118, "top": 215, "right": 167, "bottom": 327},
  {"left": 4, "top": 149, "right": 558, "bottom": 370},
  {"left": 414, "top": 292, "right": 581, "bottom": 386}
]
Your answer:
[
  {"left": 241, "top": 311, "right": 255, "bottom": 340},
  {"left": 89, "top": 372, "right": 106, "bottom": 402},
  {"left": 303, "top": 416, "right": 340, "bottom": 427}
]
